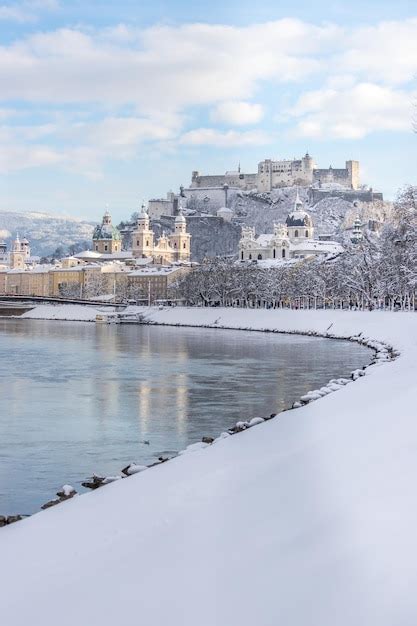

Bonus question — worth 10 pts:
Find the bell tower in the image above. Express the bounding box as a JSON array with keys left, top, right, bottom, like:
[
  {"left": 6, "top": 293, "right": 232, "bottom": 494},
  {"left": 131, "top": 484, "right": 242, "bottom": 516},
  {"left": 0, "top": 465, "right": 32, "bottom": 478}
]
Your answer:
[
  {"left": 10, "top": 234, "right": 27, "bottom": 269},
  {"left": 132, "top": 204, "right": 155, "bottom": 258},
  {"left": 169, "top": 207, "right": 191, "bottom": 262}
]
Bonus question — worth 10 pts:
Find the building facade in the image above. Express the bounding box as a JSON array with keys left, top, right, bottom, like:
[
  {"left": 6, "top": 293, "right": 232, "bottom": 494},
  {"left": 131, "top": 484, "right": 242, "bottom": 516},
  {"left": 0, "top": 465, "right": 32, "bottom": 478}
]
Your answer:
[{"left": 132, "top": 206, "right": 191, "bottom": 264}]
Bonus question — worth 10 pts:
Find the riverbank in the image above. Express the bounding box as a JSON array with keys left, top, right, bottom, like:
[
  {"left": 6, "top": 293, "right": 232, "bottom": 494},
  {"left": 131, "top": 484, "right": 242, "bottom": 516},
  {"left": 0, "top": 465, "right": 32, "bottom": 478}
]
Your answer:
[{"left": 2, "top": 308, "right": 417, "bottom": 625}]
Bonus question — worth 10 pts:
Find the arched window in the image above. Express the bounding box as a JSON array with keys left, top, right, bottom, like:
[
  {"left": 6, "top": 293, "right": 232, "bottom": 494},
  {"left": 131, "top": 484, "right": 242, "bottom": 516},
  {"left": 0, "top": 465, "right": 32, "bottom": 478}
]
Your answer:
[
  {"left": 136, "top": 240, "right": 139, "bottom": 246},
  {"left": 282, "top": 248, "right": 286, "bottom": 258},
  {"left": 174, "top": 242, "right": 177, "bottom": 248},
  {"left": 241, "top": 251, "right": 244, "bottom": 260},
  {"left": 183, "top": 242, "right": 186, "bottom": 249},
  {"left": 257, "top": 254, "right": 262, "bottom": 260},
  {"left": 273, "top": 249, "right": 276, "bottom": 258},
  {"left": 146, "top": 240, "right": 149, "bottom": 247},
  {"left": 249, "top": 254, "right": 252, "bottom": 260},
  {"left": 305, "top": 230, "right": 309, "bottom": 237},
  {"left": 295, "top": 230, "right": 299, "bottom": 238}
]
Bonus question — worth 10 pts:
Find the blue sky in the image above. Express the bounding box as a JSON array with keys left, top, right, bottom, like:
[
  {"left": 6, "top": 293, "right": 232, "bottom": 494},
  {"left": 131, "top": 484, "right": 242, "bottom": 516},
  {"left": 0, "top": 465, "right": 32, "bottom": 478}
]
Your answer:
[{"left": 0, "top": 0, "right": 416, "bottom": 222}]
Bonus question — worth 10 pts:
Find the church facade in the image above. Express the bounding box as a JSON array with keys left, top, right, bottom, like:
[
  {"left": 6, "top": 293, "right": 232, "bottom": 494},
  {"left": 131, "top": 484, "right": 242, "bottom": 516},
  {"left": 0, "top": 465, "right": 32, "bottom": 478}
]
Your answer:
[
  {"left": 132, "top": 206, "right": 191, "bottom": 264},
  {"left": 239, "top": 193, "right": 343, "bottom": 261}
]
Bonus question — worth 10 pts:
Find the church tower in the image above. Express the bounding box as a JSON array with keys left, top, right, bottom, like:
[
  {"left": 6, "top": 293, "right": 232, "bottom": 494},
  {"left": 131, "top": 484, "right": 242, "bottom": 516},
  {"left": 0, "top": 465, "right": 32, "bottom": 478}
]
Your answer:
[
  {"left": 10, "top": 234, "right": 28, "bottom": 269},
  {"left": 132, "top": 204, "right": 155, "bottom": 258},
  {"left": 169, "top": 207, "right": 191, "bottom": 262}
]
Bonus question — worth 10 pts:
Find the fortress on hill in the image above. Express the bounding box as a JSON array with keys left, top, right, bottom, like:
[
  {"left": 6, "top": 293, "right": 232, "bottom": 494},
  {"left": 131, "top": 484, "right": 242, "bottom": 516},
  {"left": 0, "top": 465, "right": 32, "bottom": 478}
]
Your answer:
[{"left": 190, "top": 153, "right": 360, "bottom": 192}]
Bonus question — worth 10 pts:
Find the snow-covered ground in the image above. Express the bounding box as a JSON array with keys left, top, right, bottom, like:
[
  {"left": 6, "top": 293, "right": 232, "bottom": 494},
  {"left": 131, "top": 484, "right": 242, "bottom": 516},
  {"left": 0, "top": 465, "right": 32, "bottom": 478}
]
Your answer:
[
  {"left": 2, "top": 307, "right": 417, "bottom": 625},
  {"left": 21, "top": 303, "right": 103, "bottom": 321}
]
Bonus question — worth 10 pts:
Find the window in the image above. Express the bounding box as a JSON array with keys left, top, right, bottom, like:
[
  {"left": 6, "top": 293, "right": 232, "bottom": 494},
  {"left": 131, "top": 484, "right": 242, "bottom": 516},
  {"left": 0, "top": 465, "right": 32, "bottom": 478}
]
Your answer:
[
  {"left": 305, "top": 230, "right": 309, "bottom": 237},
  {"left": 241, "top": 251, "right": 244, "bottom": 260},
  {"left": 273, "top": 249, "right": 276, "bottom": 258},
  {"left": 146, "top": 240, "right": 149, "bottom": 247},
  {"left": 249, "top": 254, "right": 252, "bottom": 260},
  {"left": 183, "top": 243, "right": 186, "bottom": 249},
  {"left": 257, "top": 254, "right": 262, "bottom": 260},
  {"left": 295, "top": 230, "right": 299, "bottom": 238},
  {"left": 282, "top": 249, "right": 286, "bottom": 258}
]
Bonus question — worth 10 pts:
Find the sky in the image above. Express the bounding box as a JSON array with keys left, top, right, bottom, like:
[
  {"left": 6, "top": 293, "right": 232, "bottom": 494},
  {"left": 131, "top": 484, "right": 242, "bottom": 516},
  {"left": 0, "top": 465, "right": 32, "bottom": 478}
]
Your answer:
[{"left": 0, "top": 0, "right": 416, "bottom": 222}]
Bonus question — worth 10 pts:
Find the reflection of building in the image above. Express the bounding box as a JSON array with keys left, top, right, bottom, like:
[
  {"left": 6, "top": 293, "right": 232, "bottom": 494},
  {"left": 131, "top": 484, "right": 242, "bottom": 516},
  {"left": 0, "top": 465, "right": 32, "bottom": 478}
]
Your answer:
[
  {"left": 239, "top": 192, "right": 343, "bottom": 261},
  {"left": 92, "top": 210, "right": 122, "bottom": 254},
  {"left": 132, "top": 206, "right": 191, "bottom": 264}
]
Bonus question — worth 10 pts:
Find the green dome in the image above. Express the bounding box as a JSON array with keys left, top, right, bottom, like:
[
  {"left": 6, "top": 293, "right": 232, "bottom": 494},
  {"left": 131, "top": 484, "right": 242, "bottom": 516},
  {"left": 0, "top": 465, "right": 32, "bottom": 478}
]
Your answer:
[{"left": 93, "top": 211, "right": 121, "bottom": 241}]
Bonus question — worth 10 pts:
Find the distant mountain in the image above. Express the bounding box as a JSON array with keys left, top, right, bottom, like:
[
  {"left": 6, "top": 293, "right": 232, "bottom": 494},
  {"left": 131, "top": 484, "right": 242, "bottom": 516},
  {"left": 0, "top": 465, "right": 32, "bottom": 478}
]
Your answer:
[{"left": 0, "top": 210, "right": 95, "bottom": 257}]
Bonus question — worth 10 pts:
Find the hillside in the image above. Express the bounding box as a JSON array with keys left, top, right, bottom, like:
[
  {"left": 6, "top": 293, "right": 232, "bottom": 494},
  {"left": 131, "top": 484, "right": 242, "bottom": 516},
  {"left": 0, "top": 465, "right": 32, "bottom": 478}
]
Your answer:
[
  {"left": 229, "top": 187, "right": 392, "bottom": 238},
  {"left": 0, "top": 210, "right": 94, "bottom": 257}
]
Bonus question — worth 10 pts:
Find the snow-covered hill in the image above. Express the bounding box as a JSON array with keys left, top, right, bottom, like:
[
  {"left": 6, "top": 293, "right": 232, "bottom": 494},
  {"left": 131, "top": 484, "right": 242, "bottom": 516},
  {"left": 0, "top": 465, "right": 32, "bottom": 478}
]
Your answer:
[
  {"left": 229, "top": 187, "right": 392, "bottom": 238},
  {"left": 0, "top": 210, "right": 94, "bottom": 256}
]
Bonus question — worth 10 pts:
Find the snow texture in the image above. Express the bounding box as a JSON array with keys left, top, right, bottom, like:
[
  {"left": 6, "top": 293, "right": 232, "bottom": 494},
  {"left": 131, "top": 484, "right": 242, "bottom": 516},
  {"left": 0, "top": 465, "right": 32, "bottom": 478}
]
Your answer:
[{"left": 1, "top": 307, "right": 416, "bottom": 626}]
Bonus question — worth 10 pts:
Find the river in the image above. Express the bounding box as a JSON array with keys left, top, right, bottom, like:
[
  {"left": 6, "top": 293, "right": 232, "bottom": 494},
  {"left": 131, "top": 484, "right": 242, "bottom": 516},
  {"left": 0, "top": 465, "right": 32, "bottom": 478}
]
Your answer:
[{"left": 0, "top": 319, "right": 371, "bottom": 513}]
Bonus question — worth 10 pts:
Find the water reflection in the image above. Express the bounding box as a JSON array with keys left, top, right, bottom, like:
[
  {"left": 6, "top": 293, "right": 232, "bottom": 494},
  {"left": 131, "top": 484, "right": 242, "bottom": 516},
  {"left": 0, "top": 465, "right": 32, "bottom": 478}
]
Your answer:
[{"left": 0, "top": 319, "right": 371, "bottom": 513}]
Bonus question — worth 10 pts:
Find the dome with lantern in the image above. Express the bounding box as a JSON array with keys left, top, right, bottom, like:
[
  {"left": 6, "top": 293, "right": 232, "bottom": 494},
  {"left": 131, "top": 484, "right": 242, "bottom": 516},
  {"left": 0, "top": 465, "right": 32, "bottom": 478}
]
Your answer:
[{"left": 92, "top": 210, "right": 121, "bottom": 241}]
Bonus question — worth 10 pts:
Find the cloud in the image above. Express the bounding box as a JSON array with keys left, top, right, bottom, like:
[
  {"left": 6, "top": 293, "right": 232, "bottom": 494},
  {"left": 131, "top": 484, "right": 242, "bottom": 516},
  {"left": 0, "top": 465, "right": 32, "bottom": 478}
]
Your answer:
[
  {"left": 211, "top": 101, "right": 264, "bottom": 126},
  {"left": 292, "top": 83, "right": 413, "bottom": 139},
  {"left": 0, "top": 20, "right": 333, "bottom": 109},
  {"left": 0, "top": 16, "right": 416, "bottom": 176},
  {"left": 180, "top": 128, "right": 271, "bottom": 147},
  {"left": 0, "top": 0, "right": 58, "bottom": 22},
  {"left": 339, "top": 18, "right": 417, "bottom": 85}
]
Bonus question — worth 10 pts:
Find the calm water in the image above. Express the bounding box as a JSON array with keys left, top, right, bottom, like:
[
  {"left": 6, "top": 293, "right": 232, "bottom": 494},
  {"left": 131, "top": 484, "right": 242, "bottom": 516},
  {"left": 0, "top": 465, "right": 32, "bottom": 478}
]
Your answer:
[{"left": 0, "top": 319, "right": 371, "bottom": 514}]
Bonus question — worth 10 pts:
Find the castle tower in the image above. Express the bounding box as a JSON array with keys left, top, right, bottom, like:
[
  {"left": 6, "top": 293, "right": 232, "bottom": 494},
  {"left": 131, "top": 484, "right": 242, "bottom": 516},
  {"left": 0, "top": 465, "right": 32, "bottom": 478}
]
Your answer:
[
  {"left": 301, "top": 152, "right": 315, "bottom": 184},
  {"left": 92, "top": 209, "right": 122, "bottom": 254},
  {"left": 346, "top": 160, "right": 360, "bottom": 190},
  {"left": 10, "top": 234, "right": 27, "bottom": 269},
  {"left": 132, "top": 204, "right": 155, "bottom": 258},
  {"left": 169, "top": 207, "right": 191, "bottom": 262}
]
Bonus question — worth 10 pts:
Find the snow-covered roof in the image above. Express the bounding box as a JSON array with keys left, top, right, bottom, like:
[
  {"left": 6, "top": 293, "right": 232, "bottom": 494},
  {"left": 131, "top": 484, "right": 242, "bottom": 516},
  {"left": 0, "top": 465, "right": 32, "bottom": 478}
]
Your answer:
[
  {"left": 129, "top": 266, "right": 183, "bottom": 277},
  {"left": 256, "top": 234, "right": 274, "bottom": 247},
  {"left": 75, "top": 250, "right": 102, "bottom": 259},
  {"left": 291, "top": 240, "right": 343, "bottom": 256}
]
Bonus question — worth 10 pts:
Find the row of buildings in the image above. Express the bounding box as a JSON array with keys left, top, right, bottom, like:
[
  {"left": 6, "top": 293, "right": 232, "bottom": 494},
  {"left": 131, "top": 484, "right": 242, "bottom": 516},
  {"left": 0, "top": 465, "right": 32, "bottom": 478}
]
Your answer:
[
  {"left": 0, "top": 208, "right": 193, "bottom": 302},
  {"left": 0, "top": 191, "right": 357, "bottom": 301}
]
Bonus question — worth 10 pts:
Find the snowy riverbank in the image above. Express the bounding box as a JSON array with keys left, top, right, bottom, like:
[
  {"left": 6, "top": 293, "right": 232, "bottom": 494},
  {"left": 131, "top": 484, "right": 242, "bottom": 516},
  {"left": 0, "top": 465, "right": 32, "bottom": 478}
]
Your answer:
[{"left": 2, "top": 308, "right": 417, "bottom": 625}]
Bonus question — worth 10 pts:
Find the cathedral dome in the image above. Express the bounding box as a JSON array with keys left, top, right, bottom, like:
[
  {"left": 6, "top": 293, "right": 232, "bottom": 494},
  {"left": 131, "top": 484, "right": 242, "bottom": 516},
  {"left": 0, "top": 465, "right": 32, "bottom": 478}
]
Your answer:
[{"left": 93, "top": 211, "right": 121, "bottom": 241}]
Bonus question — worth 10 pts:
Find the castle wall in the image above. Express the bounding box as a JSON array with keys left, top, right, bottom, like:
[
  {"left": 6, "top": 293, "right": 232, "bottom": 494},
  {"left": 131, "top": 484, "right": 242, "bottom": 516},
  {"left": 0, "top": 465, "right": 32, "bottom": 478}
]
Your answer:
[
  {"left": 308, "top": 188, "right": 383, "bottom": 205},
  {"left": 182, "top": 186, "right": 241, "bottom": 211},
  {"left": 190, "top": 172, "right": 257, "bottom": 191}
]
